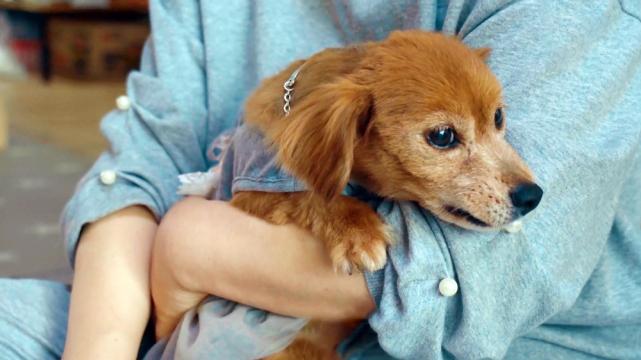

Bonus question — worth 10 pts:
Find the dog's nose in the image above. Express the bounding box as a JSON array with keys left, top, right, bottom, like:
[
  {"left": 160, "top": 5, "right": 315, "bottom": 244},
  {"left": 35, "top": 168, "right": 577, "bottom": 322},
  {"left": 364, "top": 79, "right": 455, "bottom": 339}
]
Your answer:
[{"left": 510, "top": 183, "right": 543, "bottom": 217}]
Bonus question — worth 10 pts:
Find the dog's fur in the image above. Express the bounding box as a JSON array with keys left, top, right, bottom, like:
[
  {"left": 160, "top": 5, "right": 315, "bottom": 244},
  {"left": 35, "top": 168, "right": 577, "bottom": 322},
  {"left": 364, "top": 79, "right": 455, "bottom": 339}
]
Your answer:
[{"left": 229, "top": 30, "right": 539, "bottom": 359}]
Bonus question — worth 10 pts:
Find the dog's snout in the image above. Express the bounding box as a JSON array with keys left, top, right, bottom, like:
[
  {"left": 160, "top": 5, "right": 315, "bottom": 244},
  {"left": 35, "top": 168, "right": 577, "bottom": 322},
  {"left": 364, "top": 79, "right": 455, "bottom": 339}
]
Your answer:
[{"left": 510, "top": 183, "right": 543, "bottom": 217}]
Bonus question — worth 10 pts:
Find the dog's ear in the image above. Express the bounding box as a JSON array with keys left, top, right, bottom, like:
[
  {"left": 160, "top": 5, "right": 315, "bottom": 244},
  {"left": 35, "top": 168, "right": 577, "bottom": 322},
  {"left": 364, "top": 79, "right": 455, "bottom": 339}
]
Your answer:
[
  {"left": 473, "top": 47, "right": 492, "bottom": 61},
  {"left": 267, "top": 78, "right": 372, "bottom": 201}
]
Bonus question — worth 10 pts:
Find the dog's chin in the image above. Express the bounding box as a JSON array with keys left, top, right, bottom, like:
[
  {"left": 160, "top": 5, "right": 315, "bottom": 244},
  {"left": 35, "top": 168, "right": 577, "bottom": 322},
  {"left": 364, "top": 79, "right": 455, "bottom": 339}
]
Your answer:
[
  {"left": 440, "top": 206, "right": 502, "bottom": 232},
  {"left": 453, "top": 220, "right": 500, "bottom": 232},
  {"left": 443, "top": 206, "right": 490, "bottom": 227}
]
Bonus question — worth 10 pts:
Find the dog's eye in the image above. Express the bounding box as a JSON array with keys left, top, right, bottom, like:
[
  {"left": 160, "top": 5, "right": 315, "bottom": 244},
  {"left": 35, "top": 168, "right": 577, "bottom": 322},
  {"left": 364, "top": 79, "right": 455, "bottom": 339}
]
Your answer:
[
  {"left": 426, "top": 127, "right": 458, "bottom": 149},
  {"left": 495, "top": 108, "right": 504, "bottom": 129}
]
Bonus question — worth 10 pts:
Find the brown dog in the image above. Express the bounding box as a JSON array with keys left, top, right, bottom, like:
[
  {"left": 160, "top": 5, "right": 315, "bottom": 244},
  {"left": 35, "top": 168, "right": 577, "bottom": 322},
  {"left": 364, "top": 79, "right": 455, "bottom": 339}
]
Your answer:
[{"left": 227, "top": 30, "right": 543, "bottom": 359}]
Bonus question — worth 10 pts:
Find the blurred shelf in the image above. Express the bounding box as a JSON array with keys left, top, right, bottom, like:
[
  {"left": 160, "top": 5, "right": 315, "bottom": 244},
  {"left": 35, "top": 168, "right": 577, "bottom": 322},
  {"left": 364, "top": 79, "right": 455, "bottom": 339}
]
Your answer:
[
  {"left": 2, "top": 1, "right": 148, "bottom": 82},
  {"left": 0, "top": 1, "right": 147, "bottom": 14}
]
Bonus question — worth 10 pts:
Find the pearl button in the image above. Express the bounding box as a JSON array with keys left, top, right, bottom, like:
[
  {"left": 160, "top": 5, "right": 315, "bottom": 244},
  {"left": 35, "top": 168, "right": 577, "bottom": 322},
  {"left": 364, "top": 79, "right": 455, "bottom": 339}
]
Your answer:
[
  {"left": 99, "top": 170, "right": 117, "bottom": 185},
  {"left": 439, "top": 278, "right": 458, "bottom": 297},
  {"left": 503, "top": 219, "right": 523, "bottom": 233},
  {"left": 116, "top": 95, "right": 131, "bottom": 111}
]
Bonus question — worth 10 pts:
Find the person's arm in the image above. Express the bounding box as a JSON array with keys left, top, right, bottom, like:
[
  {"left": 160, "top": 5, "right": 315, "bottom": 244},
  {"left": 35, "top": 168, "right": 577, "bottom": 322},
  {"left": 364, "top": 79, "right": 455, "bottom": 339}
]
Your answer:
[
  {"left": 63, "top": 206, "right": 157, "bottom": 359},
  {"left": 60, "top": 0, "right": 214, "bottom": 357},
  {"left": 151, "top": 197, "right": 374, "bottom": 340}
]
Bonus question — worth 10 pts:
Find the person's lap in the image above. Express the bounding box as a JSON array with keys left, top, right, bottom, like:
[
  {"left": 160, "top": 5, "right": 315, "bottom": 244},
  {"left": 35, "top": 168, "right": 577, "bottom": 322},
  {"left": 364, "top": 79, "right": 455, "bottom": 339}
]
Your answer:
[
  {"left": 0, "top": 279, "right": 632, "bottom": 360},
  {"left": 0, "top": 278, "right": 155, "bottom": 360},
  {"left": 0, "top": 278, "right": 69, "bottom": 360}
]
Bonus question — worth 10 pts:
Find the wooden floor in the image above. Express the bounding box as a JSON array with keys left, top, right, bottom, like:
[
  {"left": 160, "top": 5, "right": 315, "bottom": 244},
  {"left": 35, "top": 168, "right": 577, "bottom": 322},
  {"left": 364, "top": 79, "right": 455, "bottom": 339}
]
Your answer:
[{"left": 2, "top": 77, "right": 126, "bottom": 159}]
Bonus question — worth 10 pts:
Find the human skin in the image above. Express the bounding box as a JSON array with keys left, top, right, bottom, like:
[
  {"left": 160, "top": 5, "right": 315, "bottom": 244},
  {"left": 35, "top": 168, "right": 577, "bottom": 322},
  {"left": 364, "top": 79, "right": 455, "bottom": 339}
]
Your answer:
[{"left": 151, "top": 196, "right": 376, "bottom": 340}]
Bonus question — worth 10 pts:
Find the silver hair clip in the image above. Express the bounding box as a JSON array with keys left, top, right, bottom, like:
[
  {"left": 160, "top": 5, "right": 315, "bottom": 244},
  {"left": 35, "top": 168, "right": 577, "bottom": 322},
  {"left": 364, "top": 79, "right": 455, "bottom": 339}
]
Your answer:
[{"left": 283, "top": 64, "right": 304, "bottom": 116}]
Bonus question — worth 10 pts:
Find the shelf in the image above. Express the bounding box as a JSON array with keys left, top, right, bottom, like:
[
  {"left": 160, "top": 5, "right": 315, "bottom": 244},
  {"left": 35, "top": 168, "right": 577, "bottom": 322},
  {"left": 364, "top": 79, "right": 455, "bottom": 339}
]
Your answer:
[{"left": 0, "top": 1, "right": 147, "bottom": 14}]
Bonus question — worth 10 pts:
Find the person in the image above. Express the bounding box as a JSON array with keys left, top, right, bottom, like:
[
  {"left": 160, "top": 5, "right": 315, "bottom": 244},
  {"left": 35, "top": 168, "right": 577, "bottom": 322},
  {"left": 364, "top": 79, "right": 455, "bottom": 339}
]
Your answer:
[{"left": 1, "top": 0, "right": 640, "bottom": 359}]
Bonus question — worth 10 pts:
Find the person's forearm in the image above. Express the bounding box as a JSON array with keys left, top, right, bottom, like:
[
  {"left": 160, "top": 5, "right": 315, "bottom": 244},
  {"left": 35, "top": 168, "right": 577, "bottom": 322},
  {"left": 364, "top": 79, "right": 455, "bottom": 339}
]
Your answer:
[
  {"left": 63, "top": 205, "right": 157, "bottom": 360},
  {"left": 158, "top": 197, "right": 376, "bottom": 322}
]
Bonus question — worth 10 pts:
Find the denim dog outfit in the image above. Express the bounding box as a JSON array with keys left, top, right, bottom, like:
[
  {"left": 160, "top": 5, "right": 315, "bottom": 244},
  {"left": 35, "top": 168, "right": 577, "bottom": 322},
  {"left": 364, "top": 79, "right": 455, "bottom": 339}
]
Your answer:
[{"left": 1, "top": 1, "right": 641, "bottom": 359}]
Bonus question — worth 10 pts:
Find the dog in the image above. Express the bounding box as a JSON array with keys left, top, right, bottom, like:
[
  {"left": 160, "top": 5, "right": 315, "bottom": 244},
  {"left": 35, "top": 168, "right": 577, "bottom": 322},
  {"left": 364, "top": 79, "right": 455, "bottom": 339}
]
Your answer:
[{"left": 180, "top": 29, "right": 543, "bottom": 359}]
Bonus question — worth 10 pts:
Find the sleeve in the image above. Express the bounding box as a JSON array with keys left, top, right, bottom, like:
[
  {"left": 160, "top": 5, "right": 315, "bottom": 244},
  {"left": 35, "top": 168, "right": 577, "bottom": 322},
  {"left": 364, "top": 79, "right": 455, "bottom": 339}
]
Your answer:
[
  {"left": 61, "top": 0, "right": 210, "bottom": 268},
  {"left": 363, "top": 2, "right": 641, "bottom": 359}
]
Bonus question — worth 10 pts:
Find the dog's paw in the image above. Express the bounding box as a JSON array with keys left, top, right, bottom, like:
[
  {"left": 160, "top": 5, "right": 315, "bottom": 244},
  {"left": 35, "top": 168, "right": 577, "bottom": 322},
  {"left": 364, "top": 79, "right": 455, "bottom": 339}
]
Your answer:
[{"left": 328, "top": 218, "right": 395, "bottom": 274}]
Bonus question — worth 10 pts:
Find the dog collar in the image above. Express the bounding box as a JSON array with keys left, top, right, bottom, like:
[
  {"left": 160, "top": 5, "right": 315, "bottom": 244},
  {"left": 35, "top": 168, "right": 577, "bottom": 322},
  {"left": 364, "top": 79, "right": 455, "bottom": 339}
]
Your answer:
[{"left": 283, "top": 63, "right": 305, "bottom": 116}]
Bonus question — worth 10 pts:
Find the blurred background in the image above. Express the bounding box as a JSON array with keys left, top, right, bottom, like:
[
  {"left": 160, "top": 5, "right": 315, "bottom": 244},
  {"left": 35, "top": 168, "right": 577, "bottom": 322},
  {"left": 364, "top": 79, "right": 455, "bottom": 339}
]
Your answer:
[{"left": 0, "top": 0, "right": 149, "bottom": 284}]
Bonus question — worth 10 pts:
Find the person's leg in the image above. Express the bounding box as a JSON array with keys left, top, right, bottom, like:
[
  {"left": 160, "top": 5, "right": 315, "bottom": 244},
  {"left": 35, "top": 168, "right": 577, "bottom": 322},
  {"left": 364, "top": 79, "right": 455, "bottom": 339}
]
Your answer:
[{"left": 0, "top": 278, "right": 70, "bottom": 360}]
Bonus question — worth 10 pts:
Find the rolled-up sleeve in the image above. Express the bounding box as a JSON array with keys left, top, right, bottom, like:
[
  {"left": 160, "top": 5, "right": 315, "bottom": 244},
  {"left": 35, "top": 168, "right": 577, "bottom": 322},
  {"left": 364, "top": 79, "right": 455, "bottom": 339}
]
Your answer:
[
  {"left": 61, "top": 0, "right": 209, "bottom": 268},
  {"left": 363, "top": 2, "right": 641, "bottom": 359}
]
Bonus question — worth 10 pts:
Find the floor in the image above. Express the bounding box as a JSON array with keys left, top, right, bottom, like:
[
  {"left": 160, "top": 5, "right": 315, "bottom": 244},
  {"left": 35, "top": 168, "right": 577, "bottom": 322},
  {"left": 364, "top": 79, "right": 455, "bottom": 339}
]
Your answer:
[
  {"left": 3, "top": 78, "right": 124, "bottom": 158},
  {"left": 0, "top": 77, "right": 124, "bottom": 284}
]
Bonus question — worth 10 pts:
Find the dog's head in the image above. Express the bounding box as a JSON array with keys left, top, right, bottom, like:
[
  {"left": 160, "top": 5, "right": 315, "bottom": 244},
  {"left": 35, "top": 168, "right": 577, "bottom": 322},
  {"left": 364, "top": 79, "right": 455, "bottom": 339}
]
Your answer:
[{"left": 245, "top": 30, "right": 543, "bottom": 231}]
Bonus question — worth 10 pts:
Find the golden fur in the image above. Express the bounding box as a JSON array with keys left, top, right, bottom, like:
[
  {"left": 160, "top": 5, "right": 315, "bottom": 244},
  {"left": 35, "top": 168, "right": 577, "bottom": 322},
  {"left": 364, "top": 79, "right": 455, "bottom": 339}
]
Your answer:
[{"left": 229, "top": 30, "right": 538, "bottom": 359}]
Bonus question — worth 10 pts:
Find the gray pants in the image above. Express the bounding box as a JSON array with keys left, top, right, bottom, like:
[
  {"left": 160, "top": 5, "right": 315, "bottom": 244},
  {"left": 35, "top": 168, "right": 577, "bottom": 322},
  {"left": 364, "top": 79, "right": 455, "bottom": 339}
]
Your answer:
[
  {"left": 0, "top": 279, "right": 69, "bottom": 359},
  {"left": 0, "top": 278, "right": 312, "bottom": 360},
  {"left": 0, "top": 278, "right": 155, "bottom": 360}
]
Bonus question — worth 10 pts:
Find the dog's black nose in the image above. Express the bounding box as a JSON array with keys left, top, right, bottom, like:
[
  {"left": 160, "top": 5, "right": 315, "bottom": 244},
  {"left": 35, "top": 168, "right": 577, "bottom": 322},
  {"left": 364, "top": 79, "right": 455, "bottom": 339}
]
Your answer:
[{"left": 510, "top": 183, "right": 543, "bottom": 216}]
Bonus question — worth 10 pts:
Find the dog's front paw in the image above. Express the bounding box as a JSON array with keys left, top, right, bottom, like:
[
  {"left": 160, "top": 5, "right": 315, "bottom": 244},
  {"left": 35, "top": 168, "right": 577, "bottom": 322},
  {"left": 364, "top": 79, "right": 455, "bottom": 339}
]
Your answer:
[{"left": 327, "top": 213, "right": 396, "bottom": 274}]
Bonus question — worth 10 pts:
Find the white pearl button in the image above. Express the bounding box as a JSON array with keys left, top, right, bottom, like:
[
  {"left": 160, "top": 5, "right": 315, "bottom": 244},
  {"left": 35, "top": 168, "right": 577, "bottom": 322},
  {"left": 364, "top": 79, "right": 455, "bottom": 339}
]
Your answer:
[
  {"left": 439, "top": 278, "right": 458, "bottom": 297},
  {"left": 116, "top": 95, "right": 131, "bottom": 111},
  {"left": 100, "top": 170, "right": 117, "bottom": 185},
  {"left": 503, "top": 219, "right": 523, "bottom": 233}
]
